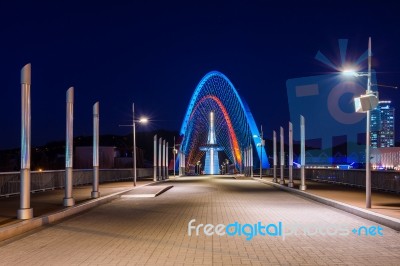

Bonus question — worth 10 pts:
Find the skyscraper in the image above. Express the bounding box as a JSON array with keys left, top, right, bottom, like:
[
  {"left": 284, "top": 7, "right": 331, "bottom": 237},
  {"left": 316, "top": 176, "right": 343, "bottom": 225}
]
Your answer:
[
  {"left": 378, "top": 101, "right": 395, "bottom": 147},
  {"left": 370, "top": 101, "right": 395, "bottom": 148}
]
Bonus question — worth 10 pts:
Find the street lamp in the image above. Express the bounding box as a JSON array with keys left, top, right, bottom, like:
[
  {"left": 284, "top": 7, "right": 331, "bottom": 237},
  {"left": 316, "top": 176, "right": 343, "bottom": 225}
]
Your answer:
[
  {"left": 132, "top": 103, "right": 148, "bottom": 187},
  {"left": 253, "top": 125, "right": 264, "bottom": 179},
  {"left": 342, "top": 37, "right": 374, "bottom": 208}
]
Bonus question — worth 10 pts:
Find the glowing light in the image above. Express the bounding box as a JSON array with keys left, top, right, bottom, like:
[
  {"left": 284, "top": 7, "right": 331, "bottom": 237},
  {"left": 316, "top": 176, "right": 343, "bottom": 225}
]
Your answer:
[
  {"left": 139, "top": 117, "right": 148, "bottom": 123},
  {"left": 342, "top": 69, "right": 358, "bottom": 76},
  {"left": 189, "top": 95, "right": 241, "bottom": 165},
  {"left": 179, "top": 71, "right": 270, "bottom": 171}
]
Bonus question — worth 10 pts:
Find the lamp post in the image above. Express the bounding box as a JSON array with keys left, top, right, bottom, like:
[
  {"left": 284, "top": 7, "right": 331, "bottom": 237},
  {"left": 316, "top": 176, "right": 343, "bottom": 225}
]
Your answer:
[
  {"left": 342, "top": 37, "right": 374, "bottom": 208},
  {"left": 132, "top": 103, "right": 148, "bottom": 187}
]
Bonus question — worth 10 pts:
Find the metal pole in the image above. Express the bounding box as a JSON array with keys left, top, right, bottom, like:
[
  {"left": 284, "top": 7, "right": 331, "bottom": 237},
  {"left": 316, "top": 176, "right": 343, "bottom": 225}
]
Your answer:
[
  {"left": 288, "top": 122, "right": 294, "bottom": 188},
  {"left": 260, "top": 125, "right": 263, "bottom": 179},
  {"left": 92, "top": 102, "right": 100, "bottom": 198},
  {"left": 178, "top": 151, "right": 182, "bottom": 176},
  {"left": 366, "top": 37, "right": 372, "bottom": 208},
  {"left": 250, "top": 144, "right": 253, "bottom": 177},
  {"left": 244, "top": 147, "right": 247, "bottom": 176},
  {"left": 184, "top": 152, "right": 186, "bottom": 176},
  {"left": 159, "top": 137, "right": 162, "bottom": 180},
  {"left": 162, "top": 139, "right": 166, "bottom": 180},
  {"left": 153, "top": 134, "right": 157, "bottom": 181},
  {"left": 64, "top": 87, "right": 75, "bottom": 206},
  {"left": 166, "top": 142, "right": 169, "bottom": 179},
  {"left": 18, "top": 63, "right": 33, "bottom": 220},
  {"left": 173, "top": 137, "right": 176, "bottom": 177},
  {"left": 273, "top": 130, "right": 277, "bottom": 183},
  {"left": 280, "top": 126, "right": 285, "bottom": 185},
  {"left": 300, "top": 115, "right": 307, "bottom": 190},
  {"left": 133, "top": 103, "right": 137, "bottom": 186}
]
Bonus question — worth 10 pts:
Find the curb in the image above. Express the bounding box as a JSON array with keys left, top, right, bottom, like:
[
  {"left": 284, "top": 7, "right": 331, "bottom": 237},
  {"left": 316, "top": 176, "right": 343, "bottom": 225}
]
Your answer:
[
  {"left": 253, "top": 178, "right": 400, "bottom": 231},
  {"left": 0, "top": 181, "right": 164, "bottom": 242}
]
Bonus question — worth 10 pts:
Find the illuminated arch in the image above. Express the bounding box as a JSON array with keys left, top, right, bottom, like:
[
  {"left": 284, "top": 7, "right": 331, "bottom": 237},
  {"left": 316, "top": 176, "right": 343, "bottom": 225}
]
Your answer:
[{"left": 179, "top": 71, "right": 269, "bottom": 172}]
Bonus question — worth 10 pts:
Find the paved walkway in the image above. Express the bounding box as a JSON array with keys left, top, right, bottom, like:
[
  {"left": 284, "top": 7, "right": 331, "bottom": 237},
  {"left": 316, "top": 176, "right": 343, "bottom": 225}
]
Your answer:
[
  {"left": 1, "top": 175, "right": 399, "bottom": 265},
  {"left": 0, "top": 179, "right": 153, "bottom": 227},
  {"left": 259, "top": 177, "right": 400, "bottom": 220}
]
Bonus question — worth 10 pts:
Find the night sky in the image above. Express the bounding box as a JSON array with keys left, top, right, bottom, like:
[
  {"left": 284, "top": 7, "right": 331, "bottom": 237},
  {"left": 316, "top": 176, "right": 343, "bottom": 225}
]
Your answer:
[{"left": 1, "top": 0, "right": 399, "bottom": 150}]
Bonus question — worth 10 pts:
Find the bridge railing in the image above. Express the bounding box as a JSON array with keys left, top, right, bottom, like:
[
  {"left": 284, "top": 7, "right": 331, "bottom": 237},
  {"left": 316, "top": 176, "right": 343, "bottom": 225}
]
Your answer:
[
  {"left": 0, "top": 168, "right": 153, "bottom": 197},
  {"left": 260, "top": 168, "right": 400, "bottom": 193}
]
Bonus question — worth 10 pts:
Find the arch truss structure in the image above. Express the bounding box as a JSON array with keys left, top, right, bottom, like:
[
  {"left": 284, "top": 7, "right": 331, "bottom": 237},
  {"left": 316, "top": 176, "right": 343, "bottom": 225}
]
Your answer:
[{"left": 179, "top": 71, "right": 269, "bottom": 173}]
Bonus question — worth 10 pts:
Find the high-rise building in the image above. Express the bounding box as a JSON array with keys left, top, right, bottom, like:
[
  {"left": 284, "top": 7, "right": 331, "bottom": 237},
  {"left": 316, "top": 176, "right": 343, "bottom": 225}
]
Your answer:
[
  {"left": 370, "top": 101, "right": 395, "bottom": 148},
  {"left": 370, "top": 104, "right": 381, "bottom": 148},
  {"left": 378, "top": 101, "right": 395, "bottom": 147}
]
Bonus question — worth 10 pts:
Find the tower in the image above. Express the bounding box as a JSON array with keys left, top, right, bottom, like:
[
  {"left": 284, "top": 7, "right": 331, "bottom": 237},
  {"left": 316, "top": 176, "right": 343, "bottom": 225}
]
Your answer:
[
  {"left": 200, "top": 112, "right": 223, "bottom": 174},
  {"left": 378, "top": 101, "right": 395, "bottom": 147}
]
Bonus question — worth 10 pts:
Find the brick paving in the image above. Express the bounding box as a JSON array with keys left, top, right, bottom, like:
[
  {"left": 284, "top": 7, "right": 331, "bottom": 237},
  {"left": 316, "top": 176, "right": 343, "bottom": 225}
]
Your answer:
[
  {"left": 260, "top": 177, "right": 400, "bottom": 219},
  {"left": 0, "top": 175, "right": 400, "bottom": 265},
  {"left": 0, "top": 180, "right": 152, "bottom": 227}
]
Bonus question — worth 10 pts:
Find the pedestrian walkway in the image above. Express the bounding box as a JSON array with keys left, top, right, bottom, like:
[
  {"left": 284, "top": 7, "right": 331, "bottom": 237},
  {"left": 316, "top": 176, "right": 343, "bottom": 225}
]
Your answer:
[
  {"left": 0, "top": 175, "right": 399, "bottom": 265},
  {"left": 258, "top": 176, "right": 400, "bottom": 220},
  {"left": 0, "top": 178, "right": 153, "bottom": 228}
]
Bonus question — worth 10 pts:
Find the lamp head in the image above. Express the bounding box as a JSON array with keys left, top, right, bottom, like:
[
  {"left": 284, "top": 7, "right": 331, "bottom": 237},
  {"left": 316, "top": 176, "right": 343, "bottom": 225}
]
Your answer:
[
  {"left": 138, "top": 117, "right": 148, "bottom": 123},
  {"left": 342, "top": 69, "right": 359, "bottom": 77}
]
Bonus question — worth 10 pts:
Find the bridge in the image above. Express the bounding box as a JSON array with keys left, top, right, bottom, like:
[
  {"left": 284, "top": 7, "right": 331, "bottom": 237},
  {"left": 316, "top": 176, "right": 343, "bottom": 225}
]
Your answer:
[
  {"left": 178, "top": 71, "right": 269, "bottom": 174},
  {"left": 0, "top": 68, "right": 400, "bottom": 265}
]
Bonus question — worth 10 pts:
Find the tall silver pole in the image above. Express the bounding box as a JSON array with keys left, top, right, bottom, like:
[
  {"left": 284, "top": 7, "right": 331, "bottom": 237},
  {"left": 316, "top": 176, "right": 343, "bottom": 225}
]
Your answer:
[
  {"left": 280, "top": 126, "right": 285, "bottom": 185},
  {"left": 179, "top": 151, "right": 182, "bottom": 176},
  {"left": 64, "top": 87, "right": 75, "bottom": 206},
  {"left": 300, "top": 115, "right": 307, "bottom": 190},
  {"left": 18, "top": 63, "right": 33, "bottom": 220},
  {"left": 166, "top": 142, "right": 168, "bottom": 178},
  {"left": 182, "top": 153, "right": 185, "bottom": 176},
  {"left": 91, "top": 102, "right": 100, "bottom": 198},
  {"left": 153, "top": 134, "right": 157, "bottom": 181},
  {"left": 260, "top": 125, "right": 263, "bottom": 179},
  {"left": 165, "top": 142, "right": 169, "bottom": 179},
  {"left": 173, "top": 137, "right": 176, "bottom": 177},
  {"left": 159, "top": 137, "right": 162, "bottom": 179},
  {"left": 288, "top": 122, "right": 294, "bottom": 188},
  {"left": 244, "top": 147, "right": 247, "bottom": 176},
  {"left": 245, "top": 146, "right": 248, "bottom": 176},
  {"left": 162, "top": 139, "right": 166, "bottom": 180},
  {"left": 250, "top": 144, "right": 254, "bottom": 177},
  {"left": 366, "top": 37, "right": 372, "bottom": 208},
  {"left": 273, "top": 130, "right": 277, "bottom": 183},
  {"left": 132, "top": 103, "right": 137, "bottom": 187}
]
